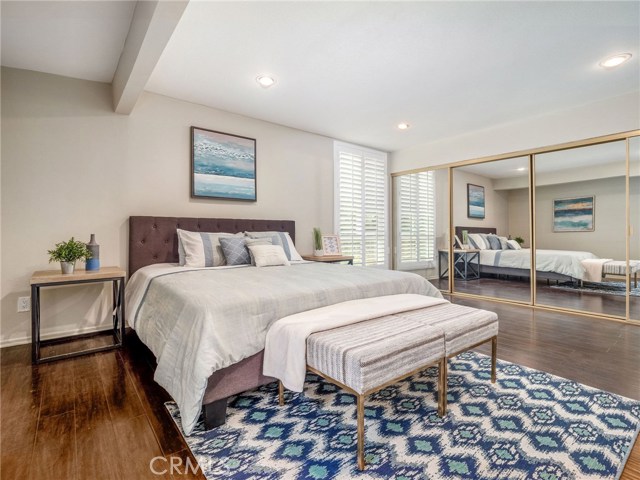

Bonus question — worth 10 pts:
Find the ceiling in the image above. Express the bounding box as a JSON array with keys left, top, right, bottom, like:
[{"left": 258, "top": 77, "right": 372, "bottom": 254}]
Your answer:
[{"left": 2, "top": 1, "right": 638, "bottom": 152}]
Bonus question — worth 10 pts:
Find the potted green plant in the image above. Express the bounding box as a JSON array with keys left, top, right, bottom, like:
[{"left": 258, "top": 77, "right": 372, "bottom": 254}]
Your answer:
[
  {"left": 313, "top": 228, "right": 324, "bottom": 256},
  {"left": 48, "top": 237, "right": 92, "bottom": 274},
  {"left": 514, "top": 236, "right": 525, "bottom": 247}
]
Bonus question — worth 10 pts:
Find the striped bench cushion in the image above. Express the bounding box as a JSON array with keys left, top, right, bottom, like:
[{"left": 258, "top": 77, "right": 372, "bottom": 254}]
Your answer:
[
  {"left": 603, "top": 260, "right": 640, "bottom": 276},
  {"left": 307, "top": 315, "right": 445, "bottom": 395},
  {"left": 397, "top": 304, "right": 499, "bottom": 356}
]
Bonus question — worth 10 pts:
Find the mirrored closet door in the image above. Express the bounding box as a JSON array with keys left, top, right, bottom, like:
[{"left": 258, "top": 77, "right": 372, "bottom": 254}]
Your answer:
[
  {"left": 630, "top": 136, "right": 640, "bottom": 322},
  {"left": 451, "top": 156, "right": 531, "bottom": 303},
  {"left": 534, "top": 141, "right": 627, "bottom": 319},
  {"left": 393, "top": 167, "right": 450, "bottom": 292}
]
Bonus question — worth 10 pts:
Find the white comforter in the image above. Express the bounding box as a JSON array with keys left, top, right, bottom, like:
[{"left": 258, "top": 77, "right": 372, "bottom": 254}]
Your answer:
[
  {"left": 125, "top": 262, "right": 442, "bottom": 434},
  {"left": 479, "top": 248, "right": 598, "bottom": 279},
  {"left": 263, "top": 294, "right": 448, "bottom": 392}
]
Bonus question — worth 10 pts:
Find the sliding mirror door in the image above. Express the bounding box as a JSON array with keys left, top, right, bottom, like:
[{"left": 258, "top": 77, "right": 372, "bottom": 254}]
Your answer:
[
  {"left": 452, "top": 156, "right": 531, "bottom": 303},
  {"left": 534, "top": 141, "right": 627, "bottom": 318},
  {"left": 630, "top": 136, "right": 640, "bottom": 322},
  {"left": 393, "top": 167, "right": 450, "bottom": 292}
]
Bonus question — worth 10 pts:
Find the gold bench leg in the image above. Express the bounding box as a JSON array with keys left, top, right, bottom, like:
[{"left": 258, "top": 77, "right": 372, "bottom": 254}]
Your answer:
[
  {"left": 357, "top": 394, "right": 365, "bottom": 471},
  {"left": 278, "top": 380, "right": 284, "bottom": 406},
  {"left": 438, "top": 357, "right": 447, "bottom": 416},
  {"left": 491, "top": 336, "right": 498, "bottom": 384}
]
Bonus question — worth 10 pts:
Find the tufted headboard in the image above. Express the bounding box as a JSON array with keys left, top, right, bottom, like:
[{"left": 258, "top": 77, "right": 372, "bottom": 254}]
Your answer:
[{"left": 128, "top": 216, "right": 296, "bottom": 276}]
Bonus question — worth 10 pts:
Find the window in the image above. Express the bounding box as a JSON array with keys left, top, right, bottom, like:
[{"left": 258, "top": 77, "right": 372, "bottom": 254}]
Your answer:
[
  {"left": 334, "top": 142, "right": 388, "bottom": 267},
  {"left": 396, "top": 171, "right": 436, "bottom": 270}
]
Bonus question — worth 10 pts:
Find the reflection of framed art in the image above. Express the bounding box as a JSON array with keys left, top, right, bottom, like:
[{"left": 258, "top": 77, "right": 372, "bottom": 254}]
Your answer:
[
  {"left": 191, "top": 126, "right": 257, "bottom": 201},
  {"left": 322, "top": 235, "right": 342, "bottom": 255},
  {"left": 553, "top": 196, "right": 594, "bottom": 232},
  {"left": 467, "top": 184, "right": 485, "bottom": 219}
]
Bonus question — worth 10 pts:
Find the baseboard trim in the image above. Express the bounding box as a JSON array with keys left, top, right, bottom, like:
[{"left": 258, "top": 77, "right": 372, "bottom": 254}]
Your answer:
[{"left": 0, "top": 324, "right": 114, "bottom": 349}]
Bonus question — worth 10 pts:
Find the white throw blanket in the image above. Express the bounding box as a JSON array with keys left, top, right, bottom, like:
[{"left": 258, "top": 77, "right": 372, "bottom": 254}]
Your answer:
[
  {"left": 263, "top": 294, "right": 449, "bottom": 392},
  {"left": 581, "top": 258, "right": 612, "bottom": 282}
]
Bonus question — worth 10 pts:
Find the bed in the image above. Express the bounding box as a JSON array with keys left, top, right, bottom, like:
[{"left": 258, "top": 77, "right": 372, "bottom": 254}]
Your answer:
[
  {"left": 454, "top": 226, "right": 598, "bottom": 282},
  {"left": 126, "top": 216, "right": 442, "bottom": 434}
]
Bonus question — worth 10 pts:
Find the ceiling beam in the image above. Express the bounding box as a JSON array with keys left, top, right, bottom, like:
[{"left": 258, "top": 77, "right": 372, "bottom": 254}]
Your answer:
[{"left": 112, "top": 0, "right": 188, "bottom": 114}]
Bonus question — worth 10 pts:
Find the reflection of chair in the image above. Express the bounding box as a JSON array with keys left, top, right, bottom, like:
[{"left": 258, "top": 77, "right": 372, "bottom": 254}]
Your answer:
[{"left": 602, "top": 260, "right": 640, "bottom": 288}]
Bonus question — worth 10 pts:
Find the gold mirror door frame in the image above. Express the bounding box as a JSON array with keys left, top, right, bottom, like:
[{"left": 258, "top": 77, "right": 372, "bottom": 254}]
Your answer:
[{"left": 629, "top": 135, "right": 640, "bottom": 323}]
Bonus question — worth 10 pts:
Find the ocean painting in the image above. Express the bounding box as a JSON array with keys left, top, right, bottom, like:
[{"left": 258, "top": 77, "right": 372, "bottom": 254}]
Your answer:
[
  {"left": 467, "top": 184, "right": 485, "bottom": 219},
  {"left": 191, "top": 127, "right": 256, "bottom": 201},
  {"left": 553, "top": 196, "right": 594, "bottom": 232}
]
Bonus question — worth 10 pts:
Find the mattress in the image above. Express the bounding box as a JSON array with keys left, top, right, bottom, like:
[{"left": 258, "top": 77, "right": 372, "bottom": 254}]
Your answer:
[{"left": 478, "top": 248, "right": 598, "bottom": 279}]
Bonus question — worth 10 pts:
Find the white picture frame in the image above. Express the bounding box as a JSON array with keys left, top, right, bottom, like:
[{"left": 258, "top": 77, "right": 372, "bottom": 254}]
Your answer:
[{"left": 321, "top": 235, "right": 342, "bottom": 255}]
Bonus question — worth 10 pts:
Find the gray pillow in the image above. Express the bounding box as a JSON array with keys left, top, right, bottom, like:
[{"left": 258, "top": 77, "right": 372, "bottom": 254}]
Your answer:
[
  {"left": 219, "top": 237, "right": 250, "bottom": 266},
  {"left": 486, "top": 235, "right": 502, "bottom": 250}
]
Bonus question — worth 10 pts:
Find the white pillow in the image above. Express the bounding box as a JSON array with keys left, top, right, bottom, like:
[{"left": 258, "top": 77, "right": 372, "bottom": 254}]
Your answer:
[
  {"left": 468, "top": 233, "right": 488, "bottom": 250},
  {"left": 177, "top": 229, "right": 242, "bottom": 267},
  {"left": 507, "top": 239, "right": 522, "bottom": 250},
  {"left": 245, "top": 231, "right": 303, "bottom": 261},
  {"left": 247, "top": 244, "right": 290, "bottom": 267},
  {"left": 498, "top": 236, "right": 509, "bottom": 250}
]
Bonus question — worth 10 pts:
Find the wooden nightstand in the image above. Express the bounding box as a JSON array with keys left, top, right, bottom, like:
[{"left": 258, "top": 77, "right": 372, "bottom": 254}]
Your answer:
[
  {"left": 30, "top": 266, "right": 126, "bottom": 364},
  {"left": 302, "top": 254, "right": 354, "bottom": 265}
]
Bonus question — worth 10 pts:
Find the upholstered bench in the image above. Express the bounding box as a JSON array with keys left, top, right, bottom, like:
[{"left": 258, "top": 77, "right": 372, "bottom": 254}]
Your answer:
[
  {"left": 280, "top": 314, "right": 447, "bottom": 471},
  {"left": 603, "top": 260, "right": 640, "bottom": 288},
  {"left": 277, "top": 304, "right": 499, "bottom": 470}
]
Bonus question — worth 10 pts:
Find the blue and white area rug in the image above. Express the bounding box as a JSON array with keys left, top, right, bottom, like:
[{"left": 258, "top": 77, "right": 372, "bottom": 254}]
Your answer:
[
  {"left": 166, "top": 352, "right": 640, "bottom": 479},
  {"left": 551, "top": 281, "right": 640, "bottom": 297}
]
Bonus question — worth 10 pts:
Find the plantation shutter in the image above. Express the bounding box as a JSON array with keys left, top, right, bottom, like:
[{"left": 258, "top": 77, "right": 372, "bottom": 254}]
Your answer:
[
  {"left": 396, "top": 171, "right": 436, "bottom": 270},
  {"left": 335, "top": 142, "right": 388, "bottom": 267}
]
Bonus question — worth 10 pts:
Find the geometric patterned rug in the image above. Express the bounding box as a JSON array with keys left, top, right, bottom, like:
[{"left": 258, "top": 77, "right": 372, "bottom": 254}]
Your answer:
[
  {"left": 550, "top": 281, "right": 640, "bottom": 297},
  {"left": 166, "top": 352, "right": 640, "bottom": 479}
]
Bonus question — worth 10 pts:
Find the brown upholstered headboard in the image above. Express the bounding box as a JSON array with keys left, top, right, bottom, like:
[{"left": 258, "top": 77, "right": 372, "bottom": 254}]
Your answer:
[
  {"left": 455, "top": 226, "right": 497, "bottom": 240},
  {"left": 128, "top": 216, "right": 296, "bottom": 276}
]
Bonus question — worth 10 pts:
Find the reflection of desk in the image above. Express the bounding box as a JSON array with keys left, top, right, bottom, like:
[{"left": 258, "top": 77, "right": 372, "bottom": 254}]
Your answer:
[{"left": 438, "top": 249, "right": 480, "bottom": 280}]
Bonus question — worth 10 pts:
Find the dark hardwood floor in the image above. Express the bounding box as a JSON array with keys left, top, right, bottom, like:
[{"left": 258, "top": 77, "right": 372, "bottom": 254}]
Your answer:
[
  {"left": 433, "top": 275, "right": 640, "bottom": 319},
  {"left": 1, "top": 300, "right": 639, "bottom": 479}
]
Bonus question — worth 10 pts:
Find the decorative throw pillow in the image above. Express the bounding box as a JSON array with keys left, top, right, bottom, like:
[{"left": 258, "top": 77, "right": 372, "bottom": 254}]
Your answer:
[
  {"left": 246, "top": 237, "right": 273, "bottom": 265},
  {"left": 507, "top": 239, "right": 522, "bottom": 250},
  {"left": 219, "top": 237, "right": 251, "bottom": 266},
  {"left": 486, "top": 235, "right": 502, "bottom": 250},
  {"left": 177, "top": 229, "right": 242, "bottom": 267},
  {"left": 467, "top": 233, "right": 487, "bottom": 250},
  {"left": 247, "top": 244, "right": 290, "bottom": 267},
  {"left": 498, "top": 236, "right": 509, "bottom": 250},
  {"left": 245, "top": 231, "right": 303, "bottom": 261}
]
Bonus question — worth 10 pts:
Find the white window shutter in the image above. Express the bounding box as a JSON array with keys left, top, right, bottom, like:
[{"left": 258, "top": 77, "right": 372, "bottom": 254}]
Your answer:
[
  {"left": 396, "top": 171, "right": 436, "bottom": 270},
  {"left": 335, "top": 142, "right": 388, "bottom": 267}
]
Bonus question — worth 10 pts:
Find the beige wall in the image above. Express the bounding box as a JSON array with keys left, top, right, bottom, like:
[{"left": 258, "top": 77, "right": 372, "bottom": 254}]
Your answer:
[
  {"left": 1, "top": 67, "right": 335, "bottom": 346},
  {"left": 390, "top": 91, "right": 639, "bottom": 173},
  {"left": 452, "top": 169, "right": 509, "bottom": 237}
]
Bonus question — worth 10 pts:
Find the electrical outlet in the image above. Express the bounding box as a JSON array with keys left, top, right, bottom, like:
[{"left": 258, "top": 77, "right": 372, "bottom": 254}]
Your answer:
[{"left": 17, "top": 296, "right": 30, "bottom": 313}]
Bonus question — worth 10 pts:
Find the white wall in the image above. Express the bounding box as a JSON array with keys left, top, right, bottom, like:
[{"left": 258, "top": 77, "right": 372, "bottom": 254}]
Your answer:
[
  {"left": 391, "top": 91, "right": 639, "bottom": 173},
  {"left": 1, "top": 67, "right": 335, "bottom": 346}
]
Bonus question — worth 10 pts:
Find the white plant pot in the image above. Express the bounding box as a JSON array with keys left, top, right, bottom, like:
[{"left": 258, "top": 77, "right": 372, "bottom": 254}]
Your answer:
[
  {"left": 60, "top": 261, "right": 75, "bottom": 274},
  {"left": 314, "top": 249, "right": 324, "bottom": 257}
]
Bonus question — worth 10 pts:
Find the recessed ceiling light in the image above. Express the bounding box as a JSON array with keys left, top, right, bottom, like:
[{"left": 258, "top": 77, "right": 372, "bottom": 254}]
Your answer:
[
  {"left": 599, "top": 53, "right": 632, "bottom": 69},
  {"left": 397, "top": 122, "right": 410, "bottom": 130},
  {"left": 256, "top": 75, "right": 276, "bottom": 88}
]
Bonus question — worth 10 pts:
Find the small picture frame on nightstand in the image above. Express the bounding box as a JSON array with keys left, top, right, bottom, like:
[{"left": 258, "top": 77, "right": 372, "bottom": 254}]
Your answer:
[{"left": 321, "top": 235, "right": 341, "bottom": 255}]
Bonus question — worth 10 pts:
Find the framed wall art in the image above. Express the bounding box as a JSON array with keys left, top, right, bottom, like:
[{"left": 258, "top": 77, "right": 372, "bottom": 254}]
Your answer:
[
  {"left": 191, "top": 126, "right": 257, "bottom": 201},
  {"left": 553, "top": 196, "right": 594, "bottom": 232},
  {"left": 467, "top": 183, "right": 485, "bottom": 219},
  {"left": 321, "top": 235, "right": 342, "bottom": 255}
]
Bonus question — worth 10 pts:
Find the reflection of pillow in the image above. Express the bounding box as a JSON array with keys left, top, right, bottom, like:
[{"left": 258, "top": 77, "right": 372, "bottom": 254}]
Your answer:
[
  {"left": 468, "top": 233, "right": 487, "bottom": 250},
  {"left": 246, "top": 237, "right": 273, "bottom": 265},
  {"left": 247, "top": 244, "right": 290, "bottom": 267},
  {"left": 219, "top": 237, "right": 251, "bottom": 265},
  {"left": 507, "top": 239, "right": 522, "bottom": 250},
  {"left": 498, "top": 236, "right": 509, "bottom": 250},
  {"left": 245, "top": 231, "right": 303, "bottom": 261},
  {"left": 486, "top": 235, "right": 502, "bottom": 250},
  {"left": 177, "top": 229, "right": 241, "bottom": 267}
]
